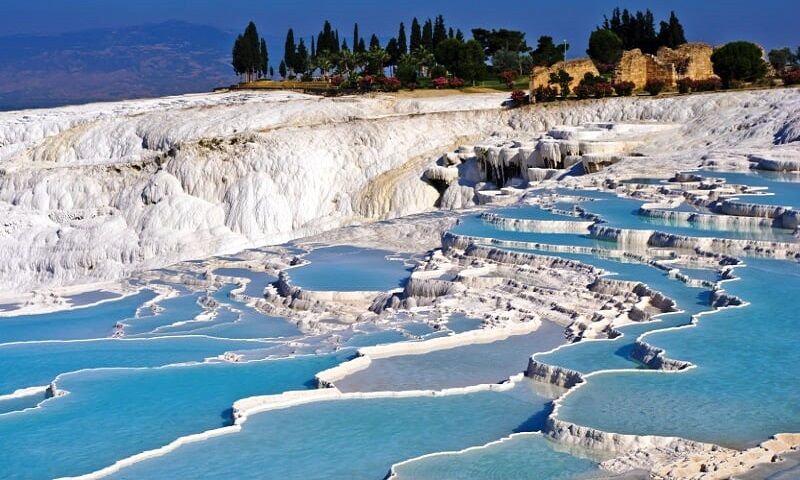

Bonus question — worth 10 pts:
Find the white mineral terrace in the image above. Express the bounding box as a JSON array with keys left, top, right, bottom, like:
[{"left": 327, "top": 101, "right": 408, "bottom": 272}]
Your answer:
[{"left": 3, "top": 87, "right": 800, "bottom": 480}]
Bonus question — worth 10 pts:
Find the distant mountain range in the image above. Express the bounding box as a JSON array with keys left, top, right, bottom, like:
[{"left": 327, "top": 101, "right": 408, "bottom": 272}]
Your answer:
[{"left": 0, "top": 21, "right": 241, "bottom": 110}]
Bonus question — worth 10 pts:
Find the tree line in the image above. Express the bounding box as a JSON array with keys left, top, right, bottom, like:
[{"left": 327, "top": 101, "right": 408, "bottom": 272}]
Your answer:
[{"left": 230, "top": 8, "right": 796, "bottom": 93}]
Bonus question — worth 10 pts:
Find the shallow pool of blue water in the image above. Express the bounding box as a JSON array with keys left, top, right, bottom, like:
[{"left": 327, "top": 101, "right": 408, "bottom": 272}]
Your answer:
[
  {"left": 392, "top": 432, "right": 600, "bottom": 480},
  {"left": 111, "top": 379, "right": 556, "bottom": 480},
  {"left": 289, "top": 246, "right": 413, "bottom": 291},
  {"left": 0, "top": 353, "right": 346, "bottom": 479},
  {"left": 336, "top": 321, "right": 566, "bottom": 392},
  {"left": 558, "top": 259, "right": 800, "bottom": 449},
  {"left": 0, "top": 290, "right": 156, "bottom": 343}
]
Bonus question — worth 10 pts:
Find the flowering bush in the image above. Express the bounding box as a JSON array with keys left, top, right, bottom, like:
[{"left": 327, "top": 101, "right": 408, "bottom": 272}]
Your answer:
[
  {"left": 499, "top": 70, "right": 518, "bottom": 87},
  {"left": 510, "top": 89, "right": 528, "bottom": 103},
  {"left": 381, "top": 76, "right": 401, "bottom": 92},
  {"left": 612, "top": 81, "right": 635, "bottom": 96},
  {"left": 781, "top": 69, "right": 800, "bottom": 86},
  {"left": 533, "top": 85, "right": 558, "bottom": 102},
  {"left": 593, "top": 82, "right": 614, "bottom": 98},
  {"left": 448, "top": 77, "right": 465, "bottom": 88},
  {"left": 432, "top": 76, "right": 449, "bottom": 89},
  {"left": 644, "top": 79, "right": 666, "bottom": 95},
  {"left": 329, "top": 75, "right": 344, "bottom": 87},
  {"left": 575, "top": 84, "right": 593, "bottom": 99},
  {"left": 358, "top": 75, "right": 376, "bottom": 90}
]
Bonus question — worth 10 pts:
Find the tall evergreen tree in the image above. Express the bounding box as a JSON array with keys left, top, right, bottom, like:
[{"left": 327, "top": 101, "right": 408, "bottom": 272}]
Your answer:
[
  {"left": 284, "top": 28, "right": 297, "bottom": 74},
  {"left": 357, "top": 38, "right": 366, "bottom": 53},
  {"left": 455, "top": 29, "right": 464, "bottom": 42},
  {"left": 341, "top": 39, "right": 349, "bottom": 51},
  {"left": 369, "top": 34, "right": 381, "bottom": 50},
  {"left": 294, "top": 38, "right": 309, "bottom": 75},
  {"left": 410, "top": 18, "right": 422, "bottom": 53},
  {"left": 311, "top": 36, "right": 316, "bottom": 58},
  {"left": 397, "top": 23, "right": 408, "bottom": 55},
  {"left": 260, "top": 38, "right": 269, "bottom": 77},
  {"left": 353, "top": 24, "right": 365, "bottom": 53},
  {"left": 279, "top": 60, "right": 287, "bottom": 79},
  {"left": 386, "top": 38, "right": 400, "bottom": 69},
  {"left": 269, "top": 66, "right": 274, "bottom": 78},
  {"left": 657, "top": 11, "right": 687, "bottom": 49},
  {"left": 232, "top": 35, "right": 245, "bottom": 79},
  {"left": 448, "top": 27, "right": 454, "bottom": 39},
  {"left": 422, "top": 19, "right": 434, "bottom": 51},
  {"left": 433, "top": 15, "right": 447, "bottom": 48}
]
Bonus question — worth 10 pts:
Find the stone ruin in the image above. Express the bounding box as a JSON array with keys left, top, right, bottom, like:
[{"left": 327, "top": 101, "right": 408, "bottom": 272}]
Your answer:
[
  {"left": 614, "top": 43, "right": 716, "bottom": 89},
  {"left": 529, "top": 59, "right": 599, "bottom": 94},
  {"left": 528, "top": 43, "right": 717, "bottom": 94}
]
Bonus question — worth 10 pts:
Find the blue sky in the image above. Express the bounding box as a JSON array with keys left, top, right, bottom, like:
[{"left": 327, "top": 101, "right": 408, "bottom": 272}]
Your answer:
[{"left": 3, "top": 0, "right": 798, "bottom": 52}]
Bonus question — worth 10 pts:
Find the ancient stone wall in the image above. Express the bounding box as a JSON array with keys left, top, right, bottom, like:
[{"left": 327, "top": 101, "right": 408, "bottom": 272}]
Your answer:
[
  {"left": 614, "top": 49, "right": 676, "bottom": 89},
  {"left": 529, "top": 59, "right": 599, "bottom": 94},
  {"left": 657, "top": 43, "right": 715, "bottom": 81},
  {"left": 614, "top": 43, "right": 715, "bottom": 90}
]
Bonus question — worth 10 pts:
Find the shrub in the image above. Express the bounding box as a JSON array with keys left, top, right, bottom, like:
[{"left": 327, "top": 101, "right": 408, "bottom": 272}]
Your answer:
[
  {"left": 358, "top": 75, "right": 376, "bottom": 90},
  {"left": 533, "top": 85, "right": 558, "bottom": 102},
  {"left": 644, "top": 79, "right": 666, "bottom": 95},
  {"left": 677, "top": 77, "right": 693, "bottom": 94},
  {"left": 397, "top": 62, "right": 418, "bottom": 86},
  {"left": 448, "top": 77, "right": 465, "bottom": 88},
  {"left": 406, "top": 82, "right": 417, "bottom": 91},
  {"left": 780, "top": 69, "right": 800, "bottom": 86},
  {"left": 593, "top": 82, "right": 614, "bottom": 98},
  {"left": 693, "top": 77, "right": 722, "bottom": 92},
  {"left": 510, "top": 89, "right": 529, "bottom": 106},
  {"left": 711, "top": 41, "right": 768, "bottom": 88},
  {"left": 499, "top": 69, "right": 518, "bottom": 87},
  {"left": 612, "top": 81, "right": 635, "bottom": 96},
  {"left": 329, "top": 75, "right": 344, "bottom": 87},
  {"left": 575, "top": 84, "right": 593, "bottom": 99},
  {"left": 432, "top": 76, "right": 449, "bottom": 89},
  {"left": 430, "top": 64, "right": 448, "bottom": 79},
  {"left": 548, "top": 69, "right": 573, "bottom": 98},
  {"left": 381, "top": 76, "right": 401, "bottom": 92}
]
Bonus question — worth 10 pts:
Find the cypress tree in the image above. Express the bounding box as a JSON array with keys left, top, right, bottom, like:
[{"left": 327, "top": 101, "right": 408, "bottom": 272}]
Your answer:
[
  {"left": 455, "top": 29, "right": 464, "bottom": 42},
  {"left": 397, "top": 22, "right": 408, "bottom": 55},
  {"left": 269, "top": 66, "right": 274, "bottom": 78},
  {"left": 232, "top": 35, "right": 245, "bottom": 79},
  {"left": 284, "top": 28, "right": 296, "bottom": 74},
  {"left": 357, "top": 38, "right": 366, "bottom": 53},
  {"left": 311, "top": 36, "right": 316, "bottom": 58},
  {"left": 410, "top": 18, "right": 422, "bottom": 53},
  {"left": 422, "top": 19, "right": 434, "bottom": 51},
  {"left": 433, "top": 15, "right": 447, "bottom": 49},
  {"left": 353, "top": 24, "right": 363, "bottom": 53},
  {"left": 341, "top": 39, "right": 349, "bottom": 51},
  {"left": 279, "top": 60, "right": 287, "bottom": 79},
  {"left": 657, "top": 11, "right": 687, "bottom": 49},
  {"left": 260, "top": 38, "right": 269, "bottom": 78},
  {"left": 370, "top": 34, "right": 381, "bottom": 50},
  {"left": 295, "top": 38, "right": 309, "bottom": 75},
  {"left": 386, "top": 38, "right": 400, "bottom": 66},
  {"left": 448, "top": 27, "right": 454, "bottom": 39}
]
